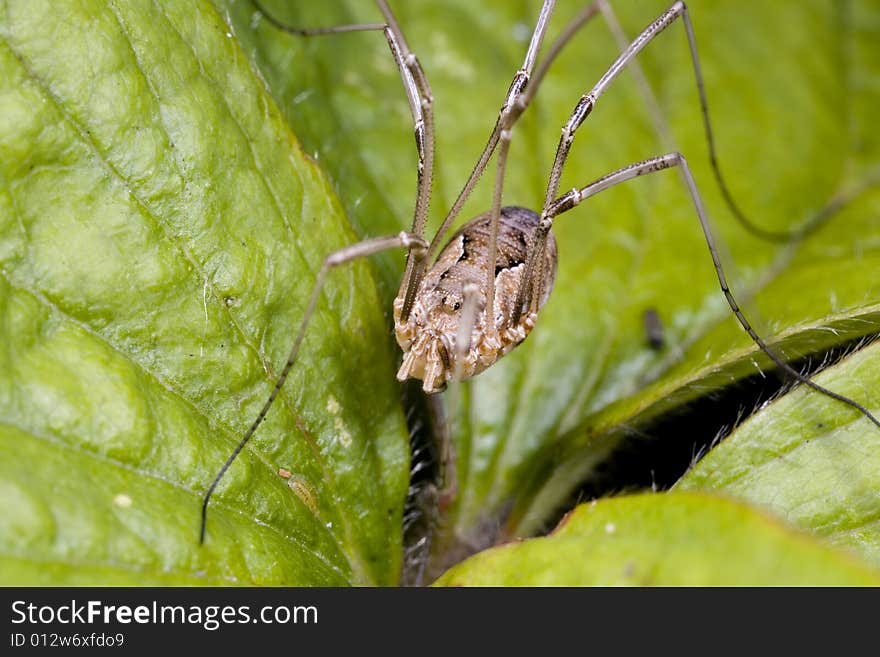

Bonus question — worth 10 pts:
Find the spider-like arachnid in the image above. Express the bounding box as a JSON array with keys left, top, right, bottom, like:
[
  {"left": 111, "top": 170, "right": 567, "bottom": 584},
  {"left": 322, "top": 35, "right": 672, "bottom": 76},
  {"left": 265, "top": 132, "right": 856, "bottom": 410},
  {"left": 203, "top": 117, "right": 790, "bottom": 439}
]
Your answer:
[
  {"left": 5, "top": 0, "right": 879, "bottom": 589},
  {"left": 195, "top": 0, "right": 880, "bottom": 582}
]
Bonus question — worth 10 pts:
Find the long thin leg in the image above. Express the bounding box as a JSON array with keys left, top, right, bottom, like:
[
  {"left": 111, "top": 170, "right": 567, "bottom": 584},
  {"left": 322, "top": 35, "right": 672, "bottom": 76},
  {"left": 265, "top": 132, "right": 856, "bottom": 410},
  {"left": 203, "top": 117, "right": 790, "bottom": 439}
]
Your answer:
[
  {"left": 373, "top": 2, "right": 438, "bottom": 315},
  {"left": 376, "top": 0, "right": 435, "bottom": 250},
  {"left": 479, "top": 0, "right": 621, "bottom": 340},
  {"left": 541, "top": 153, "right": 880, "bottom": 429},
  {"left": 481, "top": 130, "right": 513, "bottom": 341},
  {"left": 541, "top": 2, "right": 689, "bottom": 211},
  {"left": 415, "top": 0, "right": 558, "bottom": 280},
  {"left": 474, "top": 1, "right": 558, "bottom": 341},
  {"left": 514, "top": 1, "right": 691, "bottom": 319},
  {"left": 546, "top": 1, "right": 802, "bottom": 243},
  {"left": 452, "top": 282, "right": 481, "bottom": 385},
  {"left": 442, "top": 281, "right": 481, "bottom": 505},
  {"left": 253, "top": 1, "right": 436, "bottom": 320},
  {"left": 458, "top": 0, "right": 802, "bottom": 323},
  {"left": 399, "top": 0, "right": 561, "bottom": 325},
  {"left": 199, "top": 231, "right": 428, "bottom": 543},
  {"left": 524, "top": 3, "right": 601, "bottom": 109}
]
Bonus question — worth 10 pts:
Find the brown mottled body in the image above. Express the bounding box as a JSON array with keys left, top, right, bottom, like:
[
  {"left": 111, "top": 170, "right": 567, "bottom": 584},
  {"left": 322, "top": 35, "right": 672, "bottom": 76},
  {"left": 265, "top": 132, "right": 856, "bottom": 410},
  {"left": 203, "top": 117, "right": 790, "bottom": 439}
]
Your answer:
[{"left": 395, "top": 206, "right": 558, "bottom": 392}]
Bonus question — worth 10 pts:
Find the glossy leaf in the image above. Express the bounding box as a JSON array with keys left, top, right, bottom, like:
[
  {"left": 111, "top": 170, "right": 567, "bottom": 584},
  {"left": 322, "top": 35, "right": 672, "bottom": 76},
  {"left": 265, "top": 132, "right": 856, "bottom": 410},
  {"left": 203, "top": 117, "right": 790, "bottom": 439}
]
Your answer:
[
  {"left": 679, "top": 340, "right": 880, "bottom": 569},
  {"left": 434, "top": 492, "right": 880, "bottom": 586},
  {"left": 234, "top": 0, "right": 880, "bottom": 573},
  {"left": 0, "top": 0, "right": 409, "bottom": 585}
]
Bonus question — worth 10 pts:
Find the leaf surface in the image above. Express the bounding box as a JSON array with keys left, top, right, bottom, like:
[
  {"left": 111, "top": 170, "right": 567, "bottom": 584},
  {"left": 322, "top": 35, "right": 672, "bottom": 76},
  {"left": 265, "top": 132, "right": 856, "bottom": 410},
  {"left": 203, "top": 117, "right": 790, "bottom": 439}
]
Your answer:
[
  {"left": 434, "top": 492, "right": 880, "bottom": 586},
  {"left": 679, "top": 340, "right": 880, "bottom": 569},
  {"left": 0, "top": 0, "right": 409, "bottom": 586},
  {"left": 235, "top": 0, "right": 880, "bottom": 568}
]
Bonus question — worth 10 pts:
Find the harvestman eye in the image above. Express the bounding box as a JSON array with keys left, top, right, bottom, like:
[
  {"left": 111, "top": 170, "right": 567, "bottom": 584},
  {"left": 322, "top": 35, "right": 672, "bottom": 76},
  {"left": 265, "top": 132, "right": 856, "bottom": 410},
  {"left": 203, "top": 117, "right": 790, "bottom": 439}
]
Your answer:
[{"left": 199, "top": 0, "right": 880, "bottom": 543}]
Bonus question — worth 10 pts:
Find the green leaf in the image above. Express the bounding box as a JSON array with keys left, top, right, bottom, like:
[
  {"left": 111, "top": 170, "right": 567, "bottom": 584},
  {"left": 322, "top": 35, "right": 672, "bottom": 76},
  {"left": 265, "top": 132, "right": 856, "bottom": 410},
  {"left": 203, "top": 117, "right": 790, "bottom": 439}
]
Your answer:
[
  {"left": 0, "top": 0, "right": 408, "bottom": 585},
  {"left": 679, "top": 339, "right": 880, "bottom": 569},
  {"left": 433, "top": 492, "right": 880, "bottom": 586},
  {"left": 235, "top": 0, "right": 880, "bottom": 574},
  {"left": 3, "top": 0, "right": 879, "bottom": 586}
]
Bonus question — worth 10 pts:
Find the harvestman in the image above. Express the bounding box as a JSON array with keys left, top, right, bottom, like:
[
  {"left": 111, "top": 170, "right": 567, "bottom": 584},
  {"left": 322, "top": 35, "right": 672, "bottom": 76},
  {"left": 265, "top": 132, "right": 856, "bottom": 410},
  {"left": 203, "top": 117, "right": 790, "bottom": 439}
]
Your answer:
[{"left": 199, "top": 0, "right": 880, "bottom": 542}]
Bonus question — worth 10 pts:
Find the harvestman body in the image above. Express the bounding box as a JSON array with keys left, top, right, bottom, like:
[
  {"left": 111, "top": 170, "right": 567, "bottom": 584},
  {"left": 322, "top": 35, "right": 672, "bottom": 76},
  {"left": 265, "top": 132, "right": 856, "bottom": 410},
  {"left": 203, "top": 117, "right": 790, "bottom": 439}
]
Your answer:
[
  {"left": 395, "top": 206, "right": 557, "bottom": 392},
  {"left": 199, "top": 0, "right": 880, "bottom": 542}
]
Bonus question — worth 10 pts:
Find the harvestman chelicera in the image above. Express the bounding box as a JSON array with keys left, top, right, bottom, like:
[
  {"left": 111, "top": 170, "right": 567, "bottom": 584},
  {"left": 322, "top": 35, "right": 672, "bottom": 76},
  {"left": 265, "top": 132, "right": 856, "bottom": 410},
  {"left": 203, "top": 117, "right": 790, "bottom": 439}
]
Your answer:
[{"left": 199, "top": 0, "right": 880, "bottom": 542}]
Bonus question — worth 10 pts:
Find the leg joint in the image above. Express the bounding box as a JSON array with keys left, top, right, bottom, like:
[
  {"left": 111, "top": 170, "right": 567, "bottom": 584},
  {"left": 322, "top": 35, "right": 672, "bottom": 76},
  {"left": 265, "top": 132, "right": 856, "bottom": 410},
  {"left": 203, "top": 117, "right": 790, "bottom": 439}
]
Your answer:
[{"left": 400, "top": 231, "right": 428, "bottom": 255}]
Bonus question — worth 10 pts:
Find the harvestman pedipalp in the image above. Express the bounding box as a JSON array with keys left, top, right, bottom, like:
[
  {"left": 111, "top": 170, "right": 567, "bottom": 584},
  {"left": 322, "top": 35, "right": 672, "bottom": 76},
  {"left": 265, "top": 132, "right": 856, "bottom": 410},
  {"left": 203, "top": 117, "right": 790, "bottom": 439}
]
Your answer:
[{"left": 199, "top": 0, "right": 880, "bottom": 543}]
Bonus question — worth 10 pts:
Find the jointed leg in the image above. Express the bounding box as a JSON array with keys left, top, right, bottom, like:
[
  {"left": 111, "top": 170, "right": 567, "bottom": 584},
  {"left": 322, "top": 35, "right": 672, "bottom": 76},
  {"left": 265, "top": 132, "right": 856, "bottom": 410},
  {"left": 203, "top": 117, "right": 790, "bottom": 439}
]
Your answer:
[
  {"left": 199, "top": 231, "right": 428, "bottom": 543},
  {"left": 459, "top": 0, "right": 799, "bottom": 328},
  {"left": 442, "top": 281, "right": 481, "bottom": 504},
  {"left": 372, "top": 1, "right": 439, "bottom": 316},
  {"left": 405, "top": 0, "right": 563, "bottom": 330},
  {"left": 420, "top": 0, "right": 559, "bottom": 270},
  {"left": 515, "top": 2, "right": 708, "bottom": 320},
  {"left": 525, "top": 3, "right": 602, "bottom": 105},
  {"left": 541, "top": 2, "right": 690, "bottom": 210},
  {"left": 547, "top": 1, "right": 800, "bottom": 242},
  {"left": 539, "top": 153, "right": 880, "bottom": 429},
  {"left": 253, "top": 1, "right": 436, "bottom": 319}
]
